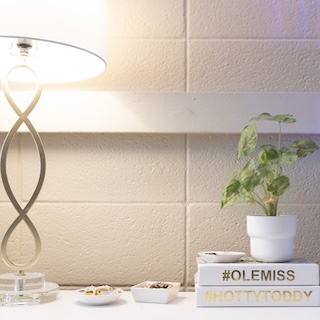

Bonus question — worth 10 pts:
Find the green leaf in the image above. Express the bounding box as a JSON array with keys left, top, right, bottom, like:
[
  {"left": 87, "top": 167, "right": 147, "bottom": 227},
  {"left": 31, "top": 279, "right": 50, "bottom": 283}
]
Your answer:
[
  {"left": 250, "top": 113, "right": 274, "bottom": 121},
  {"left": 267, "top": 176, "right": 290, "bottom": 196},
  {"left": 258, "top": 150, "right": 267, "bottom": 163},
  {"left": 221, "top": 172, "right": 242, "bottom": 208},
  {"left": 257, "top": 163, "right": 272, "bottom": 178},
  {"left": 221, "top": 193, "right": 242, "bottom": 209},
  {"left": 239, "top": 159, "right": 262, "bottom": 192},
  {"left": 222, "top": 180, "right": 240, "bottom": 197},
  {"left": 250, "top": 113, "right": 296, "bottom": 123},
  {"left": 237, "top": 124, "right": 258, "bottom": 160},
  {"left": 290, "top": 140, "right": 319, "bottom": 158},
  {"left": 280, "top": 147, "right": 298, "bottom": 165},
  {"left": 266, "top": 170, "right": 276, "bottom": 184},
  {"left": 261, "top": 144, "right": 280, "bottom": 161},
  {"left": 241, "top": 188, "right": 256, "bottom": 204},
  {"left": 221, "top": 183, "right": 242, "bottom": 208},
  {"left": 258, "top": 162, "right": 277, "bottom": 183}
]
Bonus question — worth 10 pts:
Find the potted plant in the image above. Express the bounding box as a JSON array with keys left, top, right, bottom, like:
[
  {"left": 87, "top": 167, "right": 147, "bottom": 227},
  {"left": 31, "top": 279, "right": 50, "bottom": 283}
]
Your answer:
[{"left": 221, "top": 113, "right": 319, "bottom": 262}]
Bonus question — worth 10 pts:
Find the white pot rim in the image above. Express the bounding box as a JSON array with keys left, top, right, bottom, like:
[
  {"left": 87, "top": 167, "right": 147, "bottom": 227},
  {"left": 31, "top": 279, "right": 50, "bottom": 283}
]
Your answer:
[
  {"left": 247, "top": 215, "right": 296, "bottom": 217},
  {"left": 247, "top": 215, "right": 297, "bottom": 220}
]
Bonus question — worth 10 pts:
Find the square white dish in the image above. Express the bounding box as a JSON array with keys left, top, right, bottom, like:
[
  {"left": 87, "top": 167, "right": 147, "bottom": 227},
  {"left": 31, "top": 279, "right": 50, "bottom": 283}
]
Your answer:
[{"left": 131, "top": 281, "right": 180, "bottom": 304}]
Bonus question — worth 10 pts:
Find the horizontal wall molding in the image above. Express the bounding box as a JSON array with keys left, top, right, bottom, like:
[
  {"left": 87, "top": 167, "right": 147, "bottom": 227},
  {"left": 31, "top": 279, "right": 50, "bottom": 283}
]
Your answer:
[{"left": 0, "top": 92, "right": 319, "bottom": 134}]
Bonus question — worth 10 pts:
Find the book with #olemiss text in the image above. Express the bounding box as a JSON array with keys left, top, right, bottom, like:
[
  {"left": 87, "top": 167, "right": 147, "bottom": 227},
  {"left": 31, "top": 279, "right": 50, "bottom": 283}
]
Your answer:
[{"left": 196, "top": 257, "right": 319, "bottom": 286}]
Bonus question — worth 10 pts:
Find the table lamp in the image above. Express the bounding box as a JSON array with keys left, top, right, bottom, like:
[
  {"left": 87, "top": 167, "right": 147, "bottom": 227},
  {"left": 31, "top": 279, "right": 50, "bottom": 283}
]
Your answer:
[{"left": 0, "top": 0, "right": 107, "bottom": 306}]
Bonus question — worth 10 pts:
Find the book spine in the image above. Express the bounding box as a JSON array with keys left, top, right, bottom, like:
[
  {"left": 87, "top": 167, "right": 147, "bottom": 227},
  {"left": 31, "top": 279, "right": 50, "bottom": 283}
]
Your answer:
[
  {"left": 197, "top": 264, "right": 320, "bottom": 286},
  {"left": 195, "top": 284, "right": 320, "bottom": 307}
]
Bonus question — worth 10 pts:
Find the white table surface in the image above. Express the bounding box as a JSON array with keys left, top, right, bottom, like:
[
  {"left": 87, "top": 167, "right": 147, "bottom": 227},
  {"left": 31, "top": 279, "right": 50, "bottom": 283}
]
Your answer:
[{"left": 1, "top": 290, "right": 320, "bottom": 320}]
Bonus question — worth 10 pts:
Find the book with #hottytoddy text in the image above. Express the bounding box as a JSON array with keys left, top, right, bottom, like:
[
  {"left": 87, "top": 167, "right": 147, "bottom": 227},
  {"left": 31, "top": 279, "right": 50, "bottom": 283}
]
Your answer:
[
  {"left": 196, "top": 257, "right": 320, "bottom": 286},
  {"left": 195, "top": 284, "right": 320, "bottom": 307}
]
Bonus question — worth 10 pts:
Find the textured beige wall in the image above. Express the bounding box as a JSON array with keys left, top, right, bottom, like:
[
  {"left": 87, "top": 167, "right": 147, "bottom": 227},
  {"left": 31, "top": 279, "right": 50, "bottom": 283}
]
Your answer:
[{"left": 1, "top": 0, "right": 320, "bottom": 289}]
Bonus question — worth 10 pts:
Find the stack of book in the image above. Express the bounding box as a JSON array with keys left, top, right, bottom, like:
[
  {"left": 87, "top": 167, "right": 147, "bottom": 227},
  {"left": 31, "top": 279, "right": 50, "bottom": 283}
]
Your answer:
[{"left": 195, "top": 257, "right": 320, "bottom": 307}]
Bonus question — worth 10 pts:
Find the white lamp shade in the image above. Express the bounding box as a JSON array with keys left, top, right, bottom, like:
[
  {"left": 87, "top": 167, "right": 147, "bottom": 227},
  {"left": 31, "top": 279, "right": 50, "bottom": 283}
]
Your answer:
[{"left": 0, "top": 0, "right": 107, "bottom": 83}]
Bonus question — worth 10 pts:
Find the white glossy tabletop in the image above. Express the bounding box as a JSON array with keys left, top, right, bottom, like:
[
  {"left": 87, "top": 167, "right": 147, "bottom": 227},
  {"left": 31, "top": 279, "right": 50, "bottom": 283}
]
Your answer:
[{"left": 1, "top": 291, "right": 320, "bottom": 320}]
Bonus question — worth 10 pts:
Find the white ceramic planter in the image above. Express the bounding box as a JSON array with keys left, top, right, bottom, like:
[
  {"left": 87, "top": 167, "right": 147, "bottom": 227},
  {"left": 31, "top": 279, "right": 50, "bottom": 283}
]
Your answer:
[{"left": 246, "top": 215, "right": 297, "bottom": 263}]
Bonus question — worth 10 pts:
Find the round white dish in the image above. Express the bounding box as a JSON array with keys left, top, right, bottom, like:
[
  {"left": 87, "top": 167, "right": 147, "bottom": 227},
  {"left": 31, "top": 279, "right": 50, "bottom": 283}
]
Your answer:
[
  {"left": 198, "top": 251, "right": 246, "bottom": 263},
  {"left": 75, "top": 287, "right": 123, "bottom": 305}
]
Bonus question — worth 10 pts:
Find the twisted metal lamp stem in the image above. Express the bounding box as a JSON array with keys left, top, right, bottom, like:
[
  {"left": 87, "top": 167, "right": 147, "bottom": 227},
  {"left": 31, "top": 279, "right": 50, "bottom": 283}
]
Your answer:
[{"left": 0, "top": 64, "right": 45, "bottom": 274}]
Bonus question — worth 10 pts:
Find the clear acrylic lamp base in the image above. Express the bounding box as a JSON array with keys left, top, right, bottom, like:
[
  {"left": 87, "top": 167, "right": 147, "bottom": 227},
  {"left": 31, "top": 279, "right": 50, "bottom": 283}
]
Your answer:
[{"left": 0, "top": 272, "right": 59, "bottom": 306}]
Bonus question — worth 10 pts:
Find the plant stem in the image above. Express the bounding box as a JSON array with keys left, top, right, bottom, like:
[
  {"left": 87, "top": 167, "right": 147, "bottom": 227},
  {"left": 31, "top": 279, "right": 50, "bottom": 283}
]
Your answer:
[
  {"left": 276, "top": 121, "right": 282, "bottom": 177},
  {"left": 278, "top": 121, "right": 282, "bottom": 151},
  {"left": 273, "top": 195, "right": 279, "bottom": 216},
  {"left": 252, "top": 191, "right": 269, "bottom": 215}
]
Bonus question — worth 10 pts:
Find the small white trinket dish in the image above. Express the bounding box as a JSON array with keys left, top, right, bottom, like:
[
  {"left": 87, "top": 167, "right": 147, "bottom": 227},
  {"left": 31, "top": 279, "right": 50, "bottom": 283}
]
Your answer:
[
  {"left": 131, "top": 281, "right": 180, "bottom": 304},
  {"left": 75, "top": 286, "right": 123, "bottom": 305},
  {"left": 198, "top": 251, "right": 246, "bottom": 263}
]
